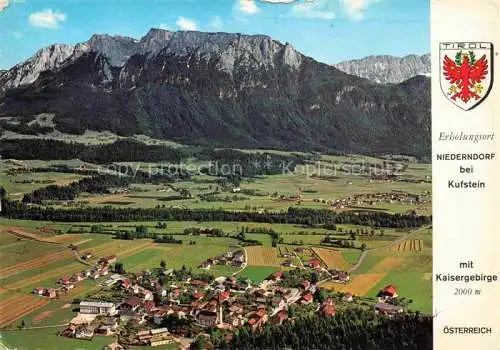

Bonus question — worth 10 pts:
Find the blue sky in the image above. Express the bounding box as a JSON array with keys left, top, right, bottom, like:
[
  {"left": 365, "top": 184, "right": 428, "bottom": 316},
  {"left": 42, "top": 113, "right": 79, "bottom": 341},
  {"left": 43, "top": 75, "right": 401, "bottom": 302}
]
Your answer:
[{"left": 0, "top": 0, "right": 429, "bottom": 70}]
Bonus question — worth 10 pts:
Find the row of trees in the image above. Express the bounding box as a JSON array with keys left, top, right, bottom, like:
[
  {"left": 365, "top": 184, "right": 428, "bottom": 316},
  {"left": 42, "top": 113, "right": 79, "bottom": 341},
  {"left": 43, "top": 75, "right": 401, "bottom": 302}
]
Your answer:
[
  {"left": 219, "top": 308, "right": 432, "bottom": 349},
  {"left": 1, "top": 200, "right": 432, "bottom": 228},
  {"left": 22, "top": 175, "right": 130, "bottom": 204},
  {"left": 0, "top": 139, "right": 190, "bottom": 163}
]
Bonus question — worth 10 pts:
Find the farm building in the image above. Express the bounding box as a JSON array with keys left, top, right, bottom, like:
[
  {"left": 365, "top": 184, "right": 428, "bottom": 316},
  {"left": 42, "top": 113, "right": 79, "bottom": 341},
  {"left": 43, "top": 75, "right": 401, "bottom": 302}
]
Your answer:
[
  {"left": 79, "top": 301, "right": 117, "bottom": 316},
  {"left": 378, "top": 285, "right": 398, "bottom": 299},
  {"left": 99, "top": 255, "right": 117, "bottom": 265},
  {"left": 104, "top": 342, "right": 124, "bottom": 350},
  {"left": 122, "top": 297, "right": 142, "bottom": 311},
  {"left": 32, "top": 287, "right": 45, "bottom": 295},
  {"left": 301, "top": 293, "right": 313, "bottom": 304},
  {"left": 343, "top": 292, "right": 354, "bottom": 303},
  {"left": 197, "top": 310, "right": 219, "bottom": 327},
  {"left": 319, "top": 298, "right": 336, "bottom": 316},
  {"left": 45, "top": 288, "right": 57, "bottom": 298},
  {"left": 374, "top": 303, "right": 404, "bottom": 315},
  {"left": 75, "top": 326, "right": 94, "bottom": 340},
  {"left": 268, "top": 271, "right": 283, "bottom": 281},
  {"left": 199, "top": 261, "right": 212, "bottom": 270},
  {"left": 308, "top": 259, "right": 321, "bottom": 269}
]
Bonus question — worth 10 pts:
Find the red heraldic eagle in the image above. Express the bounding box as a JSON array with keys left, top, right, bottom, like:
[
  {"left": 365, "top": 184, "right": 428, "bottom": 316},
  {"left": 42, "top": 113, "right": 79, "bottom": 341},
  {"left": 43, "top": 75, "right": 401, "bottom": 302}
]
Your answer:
[{"left": 443, "top": 54, "right": 488, "bottom": 103}]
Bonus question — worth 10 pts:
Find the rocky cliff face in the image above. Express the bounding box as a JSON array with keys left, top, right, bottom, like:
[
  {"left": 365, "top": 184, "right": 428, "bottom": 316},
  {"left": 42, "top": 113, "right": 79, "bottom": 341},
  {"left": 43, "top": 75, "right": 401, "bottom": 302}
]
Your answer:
[
  {"left": 0, "top": 44, "right": 77, "bottom": 91},
  {"left": 1, "top": 29, "right": 302, "bottom": 90},
  {"left": 334, "top": 54, "right": 431, "bottom": 84},
  {"left": 0, "top": 29, "right": 431, "bottom": 158}
]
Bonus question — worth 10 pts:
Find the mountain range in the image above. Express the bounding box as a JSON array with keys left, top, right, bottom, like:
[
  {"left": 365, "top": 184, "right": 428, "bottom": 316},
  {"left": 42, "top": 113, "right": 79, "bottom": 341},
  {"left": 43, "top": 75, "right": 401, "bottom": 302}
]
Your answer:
[
  {"left": 0, "top": 29, "right": 431, "bottom": 158},
  {"left": 334, "top": 54, "right": 431, "bottom": 84}
]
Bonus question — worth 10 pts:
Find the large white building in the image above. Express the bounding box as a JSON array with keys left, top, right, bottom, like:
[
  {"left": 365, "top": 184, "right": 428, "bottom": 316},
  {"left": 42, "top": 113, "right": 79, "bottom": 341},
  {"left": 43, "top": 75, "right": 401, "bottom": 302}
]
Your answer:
[{"left": 79, "top": 301, "right": 117, "bottom": 316}]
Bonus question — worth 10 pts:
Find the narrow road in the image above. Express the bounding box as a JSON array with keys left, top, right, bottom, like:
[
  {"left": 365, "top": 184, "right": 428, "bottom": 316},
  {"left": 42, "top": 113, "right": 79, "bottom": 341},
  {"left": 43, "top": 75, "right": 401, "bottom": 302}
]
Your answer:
[
  {"left": 1, "top": 323, "right": 69, "bottom": 331},
  {"left": 294, "top": 251, "right": 304, "bottom": 268},
  {"left": 72, "top": 250, "right": 93, "bottom": 267},
  {"left": 232, "top": 247, "right": 248, "bottom": 276},
  {"left": 4, "top": 227, "right": 92, "bottom": 267}
]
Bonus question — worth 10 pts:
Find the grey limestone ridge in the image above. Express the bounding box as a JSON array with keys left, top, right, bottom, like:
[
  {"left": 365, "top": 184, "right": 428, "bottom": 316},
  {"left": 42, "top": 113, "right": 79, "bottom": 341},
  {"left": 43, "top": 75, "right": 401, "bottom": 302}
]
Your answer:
[
  {"left": 0, "top": 29, "right": 302, "bottom": 90},
  {"left": 0, "top": 29, "right": 430, "bottom": 158},
  {"left": 333, "top": 54, "right": 431, "bottom": 84}
]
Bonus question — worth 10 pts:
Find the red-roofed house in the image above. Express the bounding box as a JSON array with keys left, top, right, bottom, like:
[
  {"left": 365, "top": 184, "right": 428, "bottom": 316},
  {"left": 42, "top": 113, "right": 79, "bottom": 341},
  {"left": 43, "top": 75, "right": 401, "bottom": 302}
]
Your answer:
[
  {"left": 99, "top": 255, "right": 117, "bottom": 265},
  {"left": 308, "top": 259, "right": 321, "bottom": 269},
  {"left": 32, "top": 287, "right": 45, "bottom": 295},
  {"left": 272, "top": 310, "right": 289, "bottom": 325},
  {"left": 142, "top": 301, "right": 155, "bottom": 313},
  {"left": 193, "top": 292, "right": 203, "bottom": 300},
  {"left": 301, "top": 280, "right": 311, "bottom": 290},
  {"left": 301, "top": 293, "right": 313, "bottom": 304},
  {"left": 218, "top": 291, "right": 230, "bottom": 303},
  {"left": 191, "top": 280, "right": 209, "bottom": 287},
  {"left": 119, "top": 279, "right": 130, "bottom": 289},
  {"left": 319, "top": 298, "right": 336, "bottom": 316},
  {"left": 378, "top": 285, "right": 398, "bottom": 299},
  {"left": 58, "top": 276, "right": 71, "bottom": 285},
  {"left": 268, "top": 271, "right": 283, "bottom": 281},
  {"left": 343, "top": 292, "right": 354, "bottom": 303},
  {"left": 248, "top": 310, "right": 268, "bottom": 332},
  {"left": 45, "top": 288, "right": 57, "bottom": 298},
  {"left": 122, "top": 297, "right": 141, "bottom": 311}
]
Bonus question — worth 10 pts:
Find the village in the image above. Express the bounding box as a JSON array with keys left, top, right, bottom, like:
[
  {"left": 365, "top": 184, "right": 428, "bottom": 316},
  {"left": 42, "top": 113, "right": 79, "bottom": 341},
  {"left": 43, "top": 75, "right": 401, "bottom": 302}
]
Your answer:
[
  {"left": 27, "top": 245, "right": 405, "bottom": 349},
  {"left": 319, "top": 191, "right": 431, "bottom": 210}
]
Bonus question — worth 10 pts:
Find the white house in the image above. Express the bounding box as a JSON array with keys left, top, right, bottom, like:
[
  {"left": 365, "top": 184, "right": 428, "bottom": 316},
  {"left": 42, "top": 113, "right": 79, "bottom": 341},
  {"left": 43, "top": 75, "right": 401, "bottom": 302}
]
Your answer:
[{"left": 79, "top": 301, "right": 117, "bottom": 316}]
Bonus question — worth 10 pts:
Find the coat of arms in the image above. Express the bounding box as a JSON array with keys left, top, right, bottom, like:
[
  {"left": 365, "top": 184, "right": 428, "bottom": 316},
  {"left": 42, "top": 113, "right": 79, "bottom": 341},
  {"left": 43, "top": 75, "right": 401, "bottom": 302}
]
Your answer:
[{"left": 440, "top": 42, "right": 493, "bottom": 110}]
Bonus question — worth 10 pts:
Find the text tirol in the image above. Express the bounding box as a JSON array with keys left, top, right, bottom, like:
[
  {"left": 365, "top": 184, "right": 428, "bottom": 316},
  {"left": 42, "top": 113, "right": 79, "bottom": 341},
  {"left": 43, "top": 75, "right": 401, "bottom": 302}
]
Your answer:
[{"left": 439, "top": 42, "right": 492, "bottom": 50}]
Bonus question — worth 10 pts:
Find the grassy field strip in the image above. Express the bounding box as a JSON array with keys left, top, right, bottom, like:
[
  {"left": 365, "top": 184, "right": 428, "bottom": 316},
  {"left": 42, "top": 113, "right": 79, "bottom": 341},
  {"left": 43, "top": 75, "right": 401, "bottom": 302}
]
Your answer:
[
  {"left": 47, "top": 235, "right": 83, "bottom": 244},
  {"left": 369, "top": 256, "right": 406, "bottom": 273},
  {"left": 0, "top": 258, "right": 78, "bottom": 287},
  {"left": 246, "top": 246, "right": 280, "bottom": 266},
  {"left": 0, "top": 240, "right": 25, "bottom": 250},
  {"left": 0, "top": 250, "right": 73, "bottom": 278},
  {"left": 0, "top": 295, "right": 49, "bottom": 327},
  {"left": 75, "top": 239, "right": 138, "bottom": 261},
  {"left": 366, "top": 271, "right": 432, "bottom": 313},
  {"left": 1, "top": 228, "right": 60, "bottom": 244},
  {"left": 0, "top": 233, "right": 20, "bottom": 247},
  {"left": 311, "top": 247, "right": 351, "bottom": 270},
  {"left": 93, "top": 241, "right": 155, "bottom": 263},
  {"left": 238, "top": 266, "right": 280, "bottom": 283},
  {"left": 122, "top": 249, "right": 166, "bottom": 272},
  {"left": 4, "top": 241, "right": 153, "bottom": 289},
  {"left": 66, "top": 283, "right": 102, "bottom": 300},
  {"left": 322, "top": 273, "right": 387, "bottom": 295},
  {"left": 4, "top": 262, "right": 86, "bottom": 290},
  {"left": 73, "top": 238, "right": 92, "bottom": 246}
]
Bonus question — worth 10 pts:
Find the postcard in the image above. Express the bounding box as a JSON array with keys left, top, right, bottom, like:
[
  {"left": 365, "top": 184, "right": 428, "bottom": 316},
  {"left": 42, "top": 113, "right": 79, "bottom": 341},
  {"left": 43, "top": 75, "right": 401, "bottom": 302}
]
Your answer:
[{"left": 0, "top": 0, "right": 497, "bottom": 349}]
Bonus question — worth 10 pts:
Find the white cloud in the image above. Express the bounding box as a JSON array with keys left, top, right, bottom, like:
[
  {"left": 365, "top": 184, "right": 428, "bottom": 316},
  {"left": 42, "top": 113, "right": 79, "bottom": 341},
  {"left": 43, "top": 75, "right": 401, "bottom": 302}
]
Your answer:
[
  {"left": 176, "top": 16, "right": 198, "bottom": 31},
  {"left": 290, "top": 0, "right": 335, "bottom": 20},
  {"left": 237, "top": 0, "right": 261, "bottom": 14},
  {"left": 340, "top": 0, "right": 378, "bottom": 20},
  {"left": 28, "top": 9, "right": 67, "bottom": 29},
  {"left": 208, "top": 16, "right": 223, "bottom": 30},
  {"left": 159, "top": 23, "right": 170, "bottom": 30},
  {"left": 0, "top": 0, "right": 10, "bottom": 12}
]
